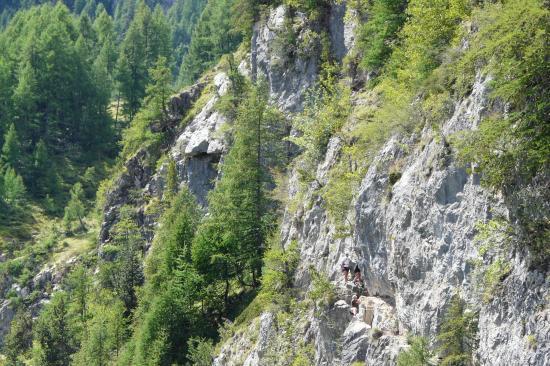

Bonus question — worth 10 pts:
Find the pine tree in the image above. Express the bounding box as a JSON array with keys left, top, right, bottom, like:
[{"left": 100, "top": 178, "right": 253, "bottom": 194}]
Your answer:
[
  {"left": 4, "top": 310, "right": 33, "bottom": 365},
  {"left": 33, "top": 292, "right": 75, "bottom": 366},
  {"left": 164, "top": 158, "right": 178, "bottom": 201},
  {"left": 437, "top": 294, "right": 478, "bottom": 366},
  {"left": 31, "top": 140, "right": 57, "bottom": 198},
  {"left": 66, "top": 265, "right": 90, "bottom": 325},
  {"left": 167, "top": 0, "right": 207, "bottom": 76},
  {"left": 116, "top": 0, "right": 171, "bottom": 119},
  {"left": 3, "top": 166, "right": 25, "bottom": 207},
  {"left": 93, "top": 8, "right": 117, "bottom": 74},
  {"left": 64, "top": 182, "right": 87, "bottom": 233},
  {"left": 145, "top": 56, "right": 173, "bottom": 131},
  {"left": 192, "top": 84, "right": 283, "bottom": 311},
  {"left": 110, "top": 206, "right": 144, "bottom": 312},
  {"left": 0, "top": 56, "right": 14, "bottom": 134},
  {"left": 12, "top": 61, "right": 39, "bottom": 144},
  {"left": 122, "top": 189, "right": 203, "bottom": 365},
  {"left": 119, "top": 56, "right": 173, "bottom": 159},
  {"left": 72, "top": 297, "right": 127, "bottom": 366},
  {"left": 177, "top": 0, "right": 241, "bottom": 86},
  {"left": 397, "top": 336, "right": 433, "bottom": 366},
  {"left": 1, "top": 123, "right": 22, "bottom": 170}
]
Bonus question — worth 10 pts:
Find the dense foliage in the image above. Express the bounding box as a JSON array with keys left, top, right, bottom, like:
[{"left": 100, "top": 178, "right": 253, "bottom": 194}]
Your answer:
[
  {"left": 0, "top": 0, "right": 210, "bottom": 217},
  {"left": 115, "top": 1, "right": 172, "bottom": 119},
  {"left": 451, "top": 0, "right": 549, "bottom": 189},
  {"left": 356, "top": 0, "right": 407, "bottom": 72},
  {"left": 177, "top": 0, "right": 241, "bottom": 85},
  {"left": 0, "top": 3, "right": 116, "bottom": 219}
]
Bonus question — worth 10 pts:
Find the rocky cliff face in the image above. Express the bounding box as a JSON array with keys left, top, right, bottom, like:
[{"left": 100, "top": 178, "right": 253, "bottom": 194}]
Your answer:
[
  {"left": 213, "top": 3, "right": 549, "bottom": 366},
  {"left": 97, "top": 2, "right": 548, "bottom": 365},
  {"left": 100, "top": 72, "right": 230, "bottom": 246}
]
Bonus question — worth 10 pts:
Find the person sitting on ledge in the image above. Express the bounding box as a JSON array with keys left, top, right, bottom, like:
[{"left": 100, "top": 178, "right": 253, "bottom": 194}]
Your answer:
[{"left": 350, "top": 294, "right": 361, "bottom": 317}]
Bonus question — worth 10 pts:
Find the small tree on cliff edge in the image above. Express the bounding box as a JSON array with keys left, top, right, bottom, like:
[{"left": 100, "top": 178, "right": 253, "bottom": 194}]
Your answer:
[{"left": 437, "top": 294, "right": 478, "bottom": 366}]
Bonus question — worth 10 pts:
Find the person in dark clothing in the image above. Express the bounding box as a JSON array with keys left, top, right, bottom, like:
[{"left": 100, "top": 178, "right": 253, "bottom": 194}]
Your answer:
[
  {"left": 353, "top": 266, "right": 362, "bottom": 286},
  {"left": 350, "top": 294, "right": 361, "bottom": 316},
  {"left": 341, "top": 254, "right": 351, "bottom": 283}
]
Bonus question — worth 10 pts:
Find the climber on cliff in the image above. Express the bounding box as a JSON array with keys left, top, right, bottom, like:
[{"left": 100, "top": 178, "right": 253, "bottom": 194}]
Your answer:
[
  {"left": 341, "top": 253, "right": 351, "bottom": 283},
  {"left": 353, "top": 265, "right": 362, "bottom": 286},
  {"left": 350, "top": 294, "right": 361, "bottom": 316}
]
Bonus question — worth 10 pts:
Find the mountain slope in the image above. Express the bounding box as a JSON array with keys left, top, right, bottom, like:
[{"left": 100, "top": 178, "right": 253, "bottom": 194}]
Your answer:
[{"left": 1, "top": 0, "right": 548, "bottom": 365}]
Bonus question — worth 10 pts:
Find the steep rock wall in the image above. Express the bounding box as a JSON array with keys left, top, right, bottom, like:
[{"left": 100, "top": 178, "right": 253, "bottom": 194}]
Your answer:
[
  {"left": 214, "top": 2, "right": 549, "bottom": 365},
  {"left": 95, "top": 2, "right": 548, "bottom": 365}
]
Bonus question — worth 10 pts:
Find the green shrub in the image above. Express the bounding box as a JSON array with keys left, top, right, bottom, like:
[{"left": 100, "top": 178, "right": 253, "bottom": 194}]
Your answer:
[
  {"left": 289, "top": 71, "right": 351, "bottom": 182},
  {"left": 526, "top": 334, "right": 537, "bottom": 350},
  {"left": 234, "top": 238, "right": 300, "bottom": 326},
  {"left": 397, "top": 336, "right": 433, "bottom": 366},
  {"left": 451, "top": 0, "right": 549, "bottom": 190},
  {"left": 371, "top": 327, "right": 383, "bottom": 340},
  {"left": 388, "top": 171, "right": 402, "bottom": 186},
  {"left": 271, "top": 15, "right": 299, "bottom": 70},
  {"left": 308, "top": 268, "right": 336, "bottom": 309},
  {"left": 260, "top": 239, "right": 300, "bottom": 302},
  {"left": 482, "top": 258, "right": 511, "bottom": 303},
  {"left": 290, "top": 342, "right": 314, "bottom": 366},
  {"left": 187, "top": 337, "right": 214, "bottom": 366},
  {"left": 357, "top": 0, "right": 407, "bottom": 72},
  {"left": 322, "top": 164, "right": 359, "bottom": 234},
  {"left": 284, "top": 0, "right": 329, "bottom": 18}
]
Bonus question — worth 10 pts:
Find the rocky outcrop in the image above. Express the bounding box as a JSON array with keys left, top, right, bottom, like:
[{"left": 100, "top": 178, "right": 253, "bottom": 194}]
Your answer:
[
  {"left": 159, "top": 72, "right": 230, "bottom": 206},
  {"left": 96, "top": 2, "right": 548, "bottom": 365},
  {"left": 215, "top": 3, "right": 550, "bottom": 360},
  {"left": 328, "top": 0, "right": 357, "bottom": 63},
  {"left": 100, "top": 148, "right": 155, "bottom": 244},
  {"left": 100, "top": 74, "right": 228, "bottom": 245},
  {"left": 0, "top": 256, "right": 80, "bottom": 346},
  {"left": 0, "top": 300, "right": 14, "bottom": 347},
  {"left": 251, "top": 5, "right": 319, "bottom": 112}
]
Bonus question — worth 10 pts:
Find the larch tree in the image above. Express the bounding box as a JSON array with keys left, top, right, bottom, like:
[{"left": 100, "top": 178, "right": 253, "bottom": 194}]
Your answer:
[
  {"left": 1, "top": 123, "right": 22, "bottom": 171},
  {"left": 63, "top": 182, "right": 87, "bottom": 233},
  {"left": 192, "top": 83, "right": 284, "bottom": 312}
]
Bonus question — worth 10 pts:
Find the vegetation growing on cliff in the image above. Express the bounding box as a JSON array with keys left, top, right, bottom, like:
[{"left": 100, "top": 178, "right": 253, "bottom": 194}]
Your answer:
[{"left": 0, "top": 0, "right": 548, "bottom": 364}]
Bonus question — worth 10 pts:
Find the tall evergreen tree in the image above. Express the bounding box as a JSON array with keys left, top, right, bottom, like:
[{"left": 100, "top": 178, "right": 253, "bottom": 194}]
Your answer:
[
  {"left": 30, "top": 139, "right": 57, "bottom": 198},
  {"left": 1, "top": 2, "right": 115, "bottom": 168},
  {"left": 2, "top": 166, "right": 26, "bottom": 206},
  {"left": 110, "top": 206, "right": 144, "bottom": 312},
  {"left": 119, "top": 56, "right": 173, "bottom": 159},
  {"left": 1, "top": 123, "right": 22, "bottom": 170},
  {"left": 115, "top": 0, "right": 171, "bottom": 120},
  {"left": 0, "top": 56, "right": 14, "bottom": 136},
  {"left": 124, "top": 189, "right": 205, "bottom": 365},
  {"left": 93, "top": 7, "right": 117, "bottom": 76},
  {"left": 63, "top": 182, "right": 87, "bottom": 232},
  {"left": 177, "top": 0, "right": 241, "bottom": 86},
  {"left": 437, "top": 295, "right": 478, "bottom": 366},
  {"left": 33, "top": 293, "right": 75, "bottom": 366},
  {"left": 12, "top": 61, "right": 39, "bottom": 145},
  {"left": 72, "top": 296, "right": 127, "bottom": 366},
  {"left": 145, "top": 56, "right": 173, "bottom": 130},
  {"left": 192, "top": 83, "right": 283, "bottom": 310},
  {"left": 4, "top": 310, "right": 33, "bottom": 366},
  {"left": 166, "top": 0, "right": 207, "bottom": 76},
  {"left": 164, "top": 158, "right": 178, "bottom": 202}
]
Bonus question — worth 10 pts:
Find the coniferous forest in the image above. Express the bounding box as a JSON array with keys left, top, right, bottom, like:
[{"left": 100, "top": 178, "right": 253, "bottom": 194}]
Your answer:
[{"left": 0, "top": 0, "right": 548, "bottom": 365}]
